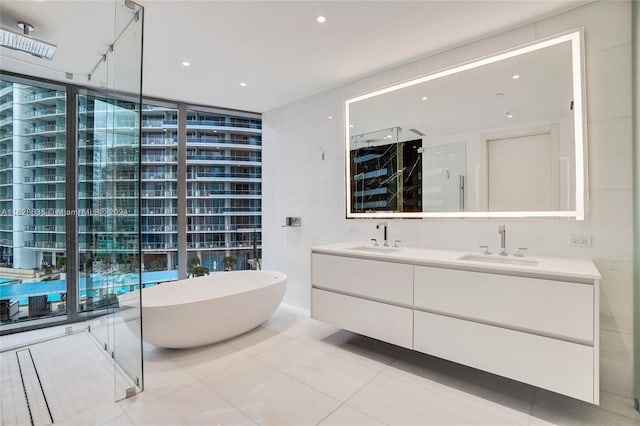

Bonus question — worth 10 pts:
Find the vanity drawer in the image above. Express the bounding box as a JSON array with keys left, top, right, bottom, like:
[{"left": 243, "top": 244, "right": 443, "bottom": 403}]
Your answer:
[
  {"left": 311, "top": 253, "right": 413, "bottom": 305},
  {"left": 312, "top": 288, "right": 413, "bottom": 349},
  {"left": 414, "top": 266, "right": 594, "bottom": 343},
  {"left": 413, "top": 310, "right": 595, "bottom": 403}
]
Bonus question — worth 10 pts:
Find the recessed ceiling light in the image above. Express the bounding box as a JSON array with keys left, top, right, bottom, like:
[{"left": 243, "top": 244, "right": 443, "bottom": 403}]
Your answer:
[
  {"left": 507, "top": 113, "right": 513, "bottom": 119},
  {"left": 328, "top": 115, "right": 334, "bottom": 119},
  {"left": 512, "top": 74, "right": 520, "bottom": 79},
  {"left": 317, "top": 16, "right": 326, "bottom": 23},
  {"left": 181, "top": 61, "right": 190, "bottom": 67},
  {"left": 240, "top": 82, "right": 247, "bottom": 87},
  {"left": 349, "top": 124, "right": 354, "bottom": 128},
  {"left": 421, "top": 96, "right": 428, "bottom": 101}
]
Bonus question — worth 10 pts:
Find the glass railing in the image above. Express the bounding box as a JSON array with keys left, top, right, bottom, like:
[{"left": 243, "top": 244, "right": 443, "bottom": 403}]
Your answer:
[
  {"left": 229, "top": 121, "right": 262, "bottom": 130},
  {"left": 24, "top": 225, "right": 66, "bottom": 232},
  {"left": 141, "top": 173, "right": 178, "bottom": 180},
  {"left": 186, "top": 172, "right": 261, "bottom": 179},
  {"left": 23, "top": 107, "right": 65, "bottom": 118},
  {"left": 24, "top": 240, "right": 66, "bottom": 249},
  {"left": 185, "top": 137, "right": 261, "bottom": 146},
  {"left": 142, "top": 242, "right": 177, "bottom": 250},
  {"left": 24, "top": 192, "right": 66, "bottom": 199},
  {"left": 78, "top": 190, "right": 137, "bottom": 198},
  {"left": 186, "top": 155, "right": 261, "bottom": 162},
  {"left": 141, "top": 207, "right": 177, "bottom": 215},
  {"left": 187, "top": 190, "right": 262, "bottom": 197},
  {"left": 186, "top": 242, "right": 262, "bottom": 249},
  {"left": 24, "top": 158, "right": 66, "bottom": 167},
  {"left": 24, "top": 175, "right": 65, "bottom": 183},
  {"left": 25, "top": 140, "right": 66, "bottom": 150},
  {"left": 141, "top": 225, "right": 177, "bottom": 232},
  {"left": 141, "top": 155, "right": 177, "bottom": 162},
  {"left": 142, "top": 191, "right": 177, "bottom": 197},
  {"left": 23, "top": 91, "right": 65, "bottom": 103},
  {"left": 24, "top": 124, "right": 66, "bottom": 134},
  {"left": 141, "top": 138, "right": 172, "bottom": 145}
]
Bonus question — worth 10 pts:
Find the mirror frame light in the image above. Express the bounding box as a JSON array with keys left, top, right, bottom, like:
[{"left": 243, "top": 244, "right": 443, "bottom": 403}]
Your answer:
[{"left": 345, "top": 29, "right": 586, "bottom": 220}]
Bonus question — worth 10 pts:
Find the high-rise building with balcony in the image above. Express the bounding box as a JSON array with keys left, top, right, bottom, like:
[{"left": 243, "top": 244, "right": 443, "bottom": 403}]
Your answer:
[
  {"left": 184, "top": 107, "right": 262, "bottom": 272},
  {"left": 0, "top": 82, "right": 67, "bottom": 269},
  {"left": 140, "top": 103, "right": 178, "bottom": 270},
  {"left": 140, "top": 103, "right": 261, "bottom": 273},
  {"left": 0, "top": 79, "right": 261, "bottom": 278}
]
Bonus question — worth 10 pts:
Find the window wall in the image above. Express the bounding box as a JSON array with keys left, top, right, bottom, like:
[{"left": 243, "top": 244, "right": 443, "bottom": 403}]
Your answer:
[
  {"left": 0, "top": 78, "right": 68, "bottom": 324},
  {"left": 0, "top": 75, "right": 262, "bottom": 329}
]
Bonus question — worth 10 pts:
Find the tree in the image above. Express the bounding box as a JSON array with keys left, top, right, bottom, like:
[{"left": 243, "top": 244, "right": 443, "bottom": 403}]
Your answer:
[
  {"left": 188, "top": 256, "right": 209, "bottom": 277},
  {"left": 222, "top": 255, "right": 236, "bottom": 271},
  {"left": 150, "top": 257, "right": 167, "bottom": 272},
  {"left": 56, "top": 257, "right": 66, "bottom": 272}
]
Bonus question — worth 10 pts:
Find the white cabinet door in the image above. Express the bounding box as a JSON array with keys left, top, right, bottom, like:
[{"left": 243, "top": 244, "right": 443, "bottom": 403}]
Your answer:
[
  {"left": 312, "top": 289, "right": 413, "bottom": 349},
  {"left": 414, "top": 311, "right": 596, "bottom": 403},
  {"left": 414, "top": 266, "right": 594, "bottom": 343},
  {"left": 312, "top": 253, "right": 413, "bottom": 305}
]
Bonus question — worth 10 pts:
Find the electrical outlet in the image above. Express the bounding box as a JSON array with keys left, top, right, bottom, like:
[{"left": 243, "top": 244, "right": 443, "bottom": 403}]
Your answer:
[{"left": 569, "top": 234, "right": 592, "bottom": 247}]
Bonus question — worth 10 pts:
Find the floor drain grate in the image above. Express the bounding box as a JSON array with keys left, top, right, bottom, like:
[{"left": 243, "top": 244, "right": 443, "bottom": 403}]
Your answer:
[{"left": 16, "top": 348, "right": 54, "bottom": 426}]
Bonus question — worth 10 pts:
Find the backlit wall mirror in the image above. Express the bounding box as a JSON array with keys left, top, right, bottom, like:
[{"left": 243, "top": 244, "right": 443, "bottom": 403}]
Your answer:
[{"left": 346, "top": 30, "right": 586, "bottom": 219}]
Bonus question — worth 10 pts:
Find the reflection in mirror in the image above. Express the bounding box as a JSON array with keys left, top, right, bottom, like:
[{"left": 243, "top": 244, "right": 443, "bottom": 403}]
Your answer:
[
  {"left": 345, "top": 30, "right": 585, "bottom": 219},
  {"left": 351, "top": 128, "right": 423, "bottom": 212}
]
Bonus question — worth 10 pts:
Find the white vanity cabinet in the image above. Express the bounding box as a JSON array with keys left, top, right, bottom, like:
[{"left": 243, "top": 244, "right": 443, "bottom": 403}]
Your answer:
[
  {"left": 413, "top": 266, "right": 596, "bottom": 403},
  {"left": 311, "top": 253, "right": 414, "bottom": 348},
  {"left": 311, "top": 245, "right": 600, "bottom": 404}
]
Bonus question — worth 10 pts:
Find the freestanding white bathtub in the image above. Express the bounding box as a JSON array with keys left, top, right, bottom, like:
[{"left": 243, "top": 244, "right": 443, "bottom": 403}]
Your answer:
[{"left": 127, "top": 271, "right": 286, "bottom": 349}]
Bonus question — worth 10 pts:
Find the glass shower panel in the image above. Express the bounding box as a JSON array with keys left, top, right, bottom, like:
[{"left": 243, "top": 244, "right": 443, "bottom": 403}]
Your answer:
[
  {"left": 79, "top": 0, "right": 144, "bottom": 400},
  {"left": 423, "top": 141, "right": 467, "bottom": 212}
]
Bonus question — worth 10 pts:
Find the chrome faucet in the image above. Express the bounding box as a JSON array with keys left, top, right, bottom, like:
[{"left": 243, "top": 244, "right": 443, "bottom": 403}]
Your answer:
[
  {"left": 498, "top": 225, "right": 507, "bottom": 256},
  {"left": 376, "top": 222, "right": 389, "bottom": 247}
]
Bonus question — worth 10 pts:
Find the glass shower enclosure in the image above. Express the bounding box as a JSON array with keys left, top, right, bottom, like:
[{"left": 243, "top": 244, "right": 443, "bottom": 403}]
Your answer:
[{"left": 77, "top": 0, "right": 145, "bottom": 399}]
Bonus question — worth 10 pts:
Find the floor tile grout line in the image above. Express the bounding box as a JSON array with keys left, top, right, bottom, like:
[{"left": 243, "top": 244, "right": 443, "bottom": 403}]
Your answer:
[
  {"left": 314, "top": 367, "right": 390, "bottom": 426},
  {"left": 196, "top": 347, "right": 344, "bottom": 424}
]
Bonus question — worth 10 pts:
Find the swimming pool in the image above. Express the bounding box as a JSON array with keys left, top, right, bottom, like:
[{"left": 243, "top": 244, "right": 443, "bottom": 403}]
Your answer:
[{"left": 0, "top": 277, "right": 19, "bottom": 285}]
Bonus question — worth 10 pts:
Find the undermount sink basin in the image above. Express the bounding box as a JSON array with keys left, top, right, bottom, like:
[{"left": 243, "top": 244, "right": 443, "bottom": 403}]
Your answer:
[
  {"left": 458, "top": 254, "right": 539, "bottom": 266},
  {"left": 346, "top": 245, "right": 403, "bottom": 254}
]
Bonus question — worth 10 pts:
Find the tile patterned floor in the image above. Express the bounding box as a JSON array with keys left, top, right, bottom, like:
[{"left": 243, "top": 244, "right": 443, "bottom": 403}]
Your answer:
[{"left": 2, "top": 303, "right": 640, "bottom": 425}]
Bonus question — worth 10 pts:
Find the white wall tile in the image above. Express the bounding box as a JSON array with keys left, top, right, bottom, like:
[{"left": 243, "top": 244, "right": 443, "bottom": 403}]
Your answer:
[
  {"left": 534, "top": 0, "right": 631, "bottom": 54},
  {"left": 600, "top": 329, "right": 634, "bottom": 397},
  {"left": 585, "top": 44, "right": 632, "bottom": 122},
  {"left": 588, "top": 116, "right": 632, "bottom": 161},
  {"left": 262, "top": 0, "right": 634, "bottom": 399},
  {"left": 596, "top": 260, "right": 634, "bottom": 335}
]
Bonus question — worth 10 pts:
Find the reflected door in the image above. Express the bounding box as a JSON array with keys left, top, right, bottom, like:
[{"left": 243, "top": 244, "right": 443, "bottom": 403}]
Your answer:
[{"left": 487, "top": 131, "right": 558, "bottom": 211}]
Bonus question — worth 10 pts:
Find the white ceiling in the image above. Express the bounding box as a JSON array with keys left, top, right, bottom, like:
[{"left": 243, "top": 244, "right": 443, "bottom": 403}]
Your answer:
[{"left": 0, "top": 0, "right": 589, "bottom": 113}]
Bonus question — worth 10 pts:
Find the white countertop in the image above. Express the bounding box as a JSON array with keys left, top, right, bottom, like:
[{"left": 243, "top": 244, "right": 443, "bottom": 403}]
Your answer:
[{"left": 311, "top": 242, "right": 601, "bottom": 282}]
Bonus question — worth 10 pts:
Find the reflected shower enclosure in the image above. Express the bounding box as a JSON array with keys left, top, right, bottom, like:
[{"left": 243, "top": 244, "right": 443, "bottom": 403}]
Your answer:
[{"left": 351, "top": 128, "right": 422, "bottom": 213}]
